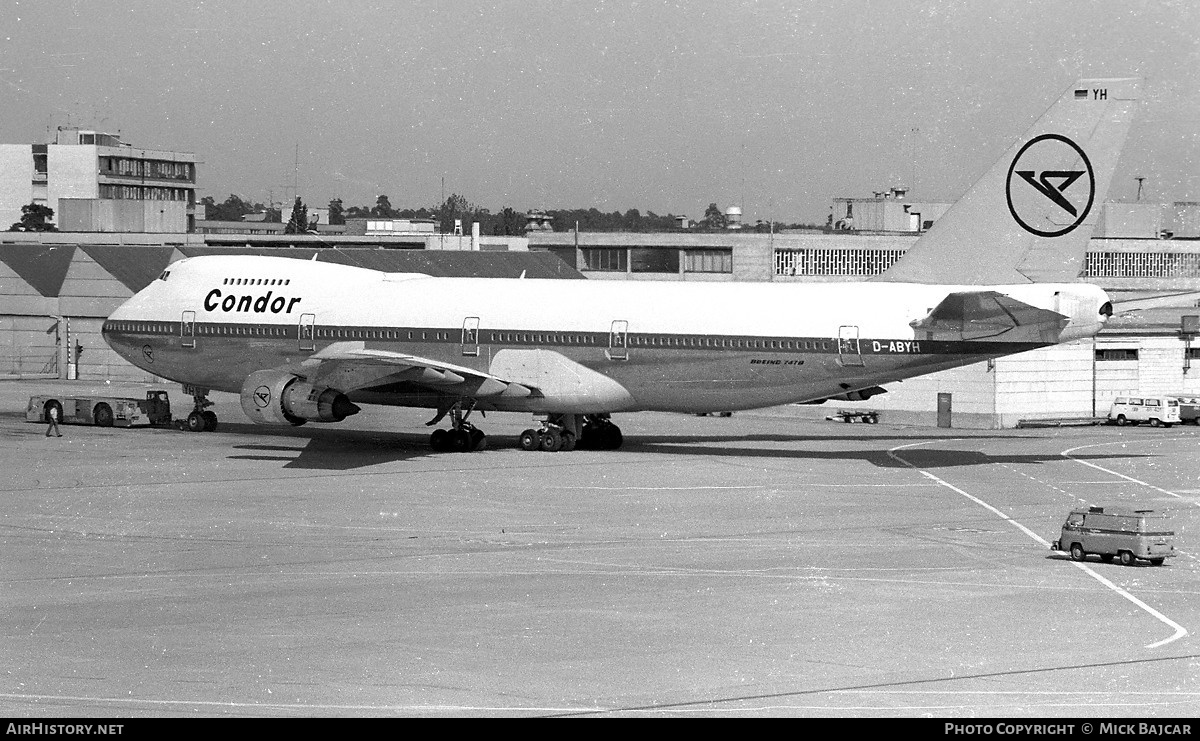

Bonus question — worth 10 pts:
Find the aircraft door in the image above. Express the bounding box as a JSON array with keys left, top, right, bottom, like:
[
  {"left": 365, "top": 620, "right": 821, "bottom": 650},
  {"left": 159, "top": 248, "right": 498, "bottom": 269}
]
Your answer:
[
  {"left": 608, "top": 320, "right": 629, "bottom": 361},
  {"left": 180, "top": 311, "right": 196, "bottom": 349},
  {"left": 838, "top": 325, "right": 864, "bottom": 366},
  {"left": 298, "top": 313, "right": 316, "bottom": 352},
  {"left": 461, "top": 316, "right": 480, "bottom": 357}
]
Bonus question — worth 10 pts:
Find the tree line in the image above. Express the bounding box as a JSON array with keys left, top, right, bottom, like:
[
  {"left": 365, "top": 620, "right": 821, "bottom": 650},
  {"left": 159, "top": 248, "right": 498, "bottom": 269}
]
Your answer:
[{"left": 201, "top": 194, "right": 821, "bottom": 234}]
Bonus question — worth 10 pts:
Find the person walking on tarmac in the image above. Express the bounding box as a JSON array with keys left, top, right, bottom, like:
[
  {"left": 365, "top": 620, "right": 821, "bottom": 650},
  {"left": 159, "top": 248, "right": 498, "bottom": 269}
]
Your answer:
[{"left": 45, "top": 405, "right": 62, "bottom": 437}]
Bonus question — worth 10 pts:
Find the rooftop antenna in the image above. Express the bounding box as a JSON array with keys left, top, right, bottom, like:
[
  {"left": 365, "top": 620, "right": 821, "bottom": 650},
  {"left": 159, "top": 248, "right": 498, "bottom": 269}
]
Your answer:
[
  {"left": 910, "top": 127, "right": 920, "bottom": 197},
  {"left": 740, "top": 142, "right": 746, "bottom": 216}
]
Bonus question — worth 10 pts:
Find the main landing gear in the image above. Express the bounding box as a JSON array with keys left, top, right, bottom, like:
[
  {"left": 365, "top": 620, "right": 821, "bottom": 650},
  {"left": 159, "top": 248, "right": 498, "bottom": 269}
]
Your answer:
[
  {"left": 518, "top": 414, "right": 623, "bottom": 452},
  {"left": 427, "top": 403, "right": 488, "bottom": 452},
  {"left": 180, "top": 387, "right": 218, "bottom": 432},
  {"left": 425, "top": 407, "right": 624, "bottom": 453}
]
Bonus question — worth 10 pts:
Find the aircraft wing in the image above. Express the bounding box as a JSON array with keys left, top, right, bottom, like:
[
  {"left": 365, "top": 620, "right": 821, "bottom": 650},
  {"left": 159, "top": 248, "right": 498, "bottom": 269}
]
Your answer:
[
  {"left": 289, "top": 341, "right": 537, "bottom": 399},
  {"left": 910, "top": 291, "right": 1070, "bottom": 343}
]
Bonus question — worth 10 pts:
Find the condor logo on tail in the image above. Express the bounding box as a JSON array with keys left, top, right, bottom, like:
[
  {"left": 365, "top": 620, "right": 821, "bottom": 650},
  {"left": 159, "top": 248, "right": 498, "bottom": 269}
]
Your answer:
[{"left": 1006, "top": 133, "right": 1095, "bottom": 237}]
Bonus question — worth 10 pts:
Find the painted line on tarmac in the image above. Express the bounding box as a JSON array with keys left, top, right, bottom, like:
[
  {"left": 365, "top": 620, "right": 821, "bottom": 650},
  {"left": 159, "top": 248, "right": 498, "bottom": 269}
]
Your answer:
[
  {"left": 1061, "top": 439, "right": 1200, "bottom": 509},
  {"left": 1061, "top": 439, "right": 1200, "bottom": 568},
  {"left": 0, "top": 692, "right": 599, "bottom": 715},
  {"left": 561, "top": 485, "right": 765, "bottom": 491},
  {"left": 888, "top": 440, "right": 1187, "bottom": 650}
]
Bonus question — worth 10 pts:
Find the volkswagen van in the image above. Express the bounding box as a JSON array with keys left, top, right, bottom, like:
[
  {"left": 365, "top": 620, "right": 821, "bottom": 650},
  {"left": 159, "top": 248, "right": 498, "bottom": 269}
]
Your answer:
[
  {"left": 1107, "top": 396, "right": 1181, "bottom": 427},
  {"left": 1052, "top": 506, "right": 1176, "bottom": 566}
]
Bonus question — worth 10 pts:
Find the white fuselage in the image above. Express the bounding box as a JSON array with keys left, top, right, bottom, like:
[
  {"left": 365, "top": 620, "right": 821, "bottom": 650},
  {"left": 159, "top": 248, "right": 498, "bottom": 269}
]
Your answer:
[{"left": 103, "top": 255, "right": 1110, "bottom": 415}]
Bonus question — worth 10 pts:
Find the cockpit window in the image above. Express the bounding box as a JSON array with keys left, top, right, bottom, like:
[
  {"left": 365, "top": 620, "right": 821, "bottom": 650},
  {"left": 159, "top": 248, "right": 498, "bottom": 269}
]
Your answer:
[{"left": 159, "top": 270, "right": 171, "bottom": 281}]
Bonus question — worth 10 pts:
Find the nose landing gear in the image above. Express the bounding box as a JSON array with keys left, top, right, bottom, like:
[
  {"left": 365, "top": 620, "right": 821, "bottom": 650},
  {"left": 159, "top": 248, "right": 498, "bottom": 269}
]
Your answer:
[{"left": 180, "top": 386, "right": 218, "bottom": 432}]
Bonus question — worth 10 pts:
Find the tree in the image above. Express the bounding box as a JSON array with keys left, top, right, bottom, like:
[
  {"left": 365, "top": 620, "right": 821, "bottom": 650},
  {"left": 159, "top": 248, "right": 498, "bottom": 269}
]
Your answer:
[
  {"left": 496, "top": 206, "right": 525, "bottom": 236},
  {"left": 8, "top": 203, "right": 57, "bottom": 231},
  {"left": 202, "top": 194, "right": 268, "bottom": 222},
  {"left": 327, "top": 198, "right": 345, "bottom": 225},
  {"left": 199, "top": 195, "right": 217, "bottom": 219},
  {"left": 371, "top": 195, "right": 395, "bottom": 218},
  {"left": 284, "top": 197, "right": 309, "bottom": 234},
  {"left": 434, "top": 193, "right": 476, "bottom": 234},
  {"left": 703, "top": 203, "right": 725, "bottom": 230}
]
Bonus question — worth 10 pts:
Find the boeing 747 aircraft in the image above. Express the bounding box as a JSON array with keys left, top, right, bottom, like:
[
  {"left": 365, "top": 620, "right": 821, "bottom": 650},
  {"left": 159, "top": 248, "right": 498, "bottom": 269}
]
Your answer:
[{"left": 103, "top": 78, "right": 1139, "bottom": 452}]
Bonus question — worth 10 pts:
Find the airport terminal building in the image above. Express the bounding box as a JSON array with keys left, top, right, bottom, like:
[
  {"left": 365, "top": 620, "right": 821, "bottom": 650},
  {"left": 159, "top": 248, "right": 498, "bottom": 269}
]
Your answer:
[
  {"left": 0, "top": 129, "right": 198, "bottom": 234},
  {"left": 1, "top": 201, "right": 1198, "bottom": 428}
]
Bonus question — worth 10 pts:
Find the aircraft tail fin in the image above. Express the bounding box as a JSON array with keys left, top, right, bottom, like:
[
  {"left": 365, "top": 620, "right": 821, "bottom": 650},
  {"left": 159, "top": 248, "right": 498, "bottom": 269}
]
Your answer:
[{"left": 874, "top": 77, "right": 1141, "bottom": 285}]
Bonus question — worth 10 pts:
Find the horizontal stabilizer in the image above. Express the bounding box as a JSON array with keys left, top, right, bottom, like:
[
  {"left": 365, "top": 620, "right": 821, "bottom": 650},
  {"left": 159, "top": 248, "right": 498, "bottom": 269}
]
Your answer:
[{"left": 910, "top": 291, "right": 1068, "bottom": 343}]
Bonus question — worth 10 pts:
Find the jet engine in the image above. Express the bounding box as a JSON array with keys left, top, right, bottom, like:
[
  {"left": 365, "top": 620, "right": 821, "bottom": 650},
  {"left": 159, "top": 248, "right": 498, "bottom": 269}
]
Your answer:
[{"left": 240, "top": 369, "right": 360, "bottom": 426}]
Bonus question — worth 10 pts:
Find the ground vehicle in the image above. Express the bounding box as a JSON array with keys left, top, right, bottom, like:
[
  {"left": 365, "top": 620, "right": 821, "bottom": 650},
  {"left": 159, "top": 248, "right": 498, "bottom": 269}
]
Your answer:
[
  {"left": 829, "top": 409, "right": 879, "bottom": 423},
  {"left": 26, "top": 390, "right": 172, "bottom": 428},
  {"left": 1052, "top": 506, "right": 1176, "bottom": 566},
  {"left": 1107, "top": 396, "right": 1181, "bottom": 426},
  {"left": 1168, "top": 395, "right": 1200, "bottom": 424}
]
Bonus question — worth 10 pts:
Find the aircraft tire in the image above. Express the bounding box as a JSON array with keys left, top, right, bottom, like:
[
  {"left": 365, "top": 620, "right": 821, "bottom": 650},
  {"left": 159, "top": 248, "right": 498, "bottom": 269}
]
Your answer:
[
  {"left": 540, "top": 428, "right": 562, "bottom": 452},
  {"left": 469, "top": 429, "right": 487, "bottom": 451},
  {"left": 202, "top": 411, "right": 218, "bottom": 432},
  {"left": 430, "top": 428, "right": 449, "bottom": 451},
  {"left": 519, "top": 429, "right": 540, "bottom": 451},
  {"left": 449, "top": 429, "right": 472, "bottom": 452},
  {"left": 187, "top": 411, "right": 206, "bottom": 432}
]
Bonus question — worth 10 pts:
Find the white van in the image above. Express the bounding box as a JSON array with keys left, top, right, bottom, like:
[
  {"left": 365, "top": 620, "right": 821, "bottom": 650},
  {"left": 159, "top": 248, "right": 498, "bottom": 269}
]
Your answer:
[{"left": 1108, "top": 396, "right": 1181, "bottom": 427}]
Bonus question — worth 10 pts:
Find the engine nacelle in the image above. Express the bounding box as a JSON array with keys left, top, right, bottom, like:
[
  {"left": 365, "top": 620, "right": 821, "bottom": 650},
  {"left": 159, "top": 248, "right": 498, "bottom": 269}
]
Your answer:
[{"left": 240, "top": 369, "right": 360, "bottom": 425}]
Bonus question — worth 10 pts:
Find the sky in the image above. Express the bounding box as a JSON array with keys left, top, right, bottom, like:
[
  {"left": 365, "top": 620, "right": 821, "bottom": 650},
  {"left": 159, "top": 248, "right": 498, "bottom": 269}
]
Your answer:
[{"left": 1, "top": 0, "right": 1197, "bottom": 223}]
